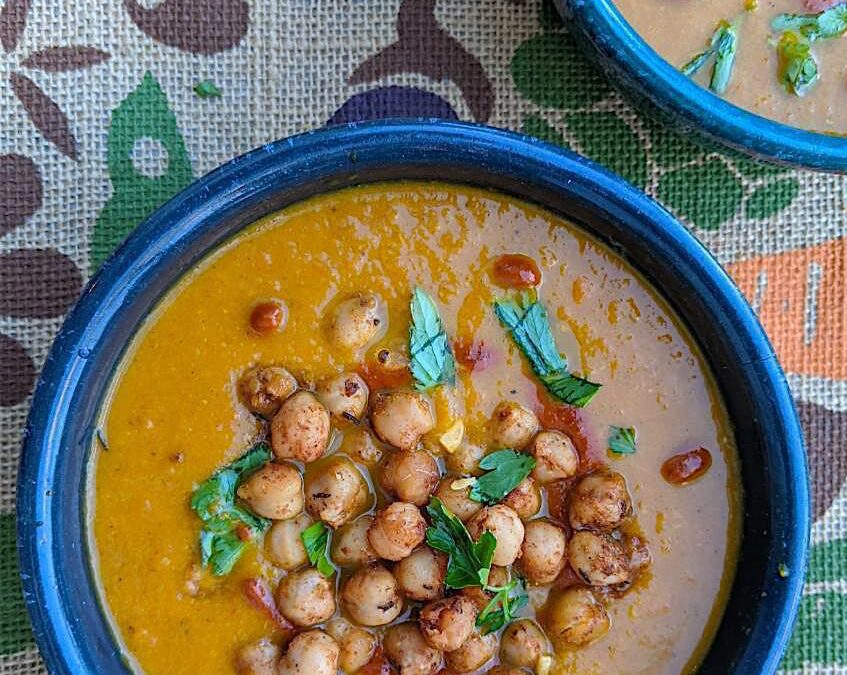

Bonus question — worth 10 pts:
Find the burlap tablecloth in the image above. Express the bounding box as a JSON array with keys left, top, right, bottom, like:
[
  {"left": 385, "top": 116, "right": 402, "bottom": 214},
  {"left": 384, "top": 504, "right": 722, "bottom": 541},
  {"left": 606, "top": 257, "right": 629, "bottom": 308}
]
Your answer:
[{"left": 0, "top": 0, "right": 844, "bottom": 671}]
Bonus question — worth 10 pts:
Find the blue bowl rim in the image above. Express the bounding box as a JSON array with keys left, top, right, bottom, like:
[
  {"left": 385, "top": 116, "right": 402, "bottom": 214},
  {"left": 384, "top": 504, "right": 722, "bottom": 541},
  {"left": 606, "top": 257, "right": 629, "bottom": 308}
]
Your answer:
[
  {"left": 16, "top": 119, "right": 809, "bottom": 673},
  {"left": 560, "top": 0, "right": 847, "bottom": 172}
]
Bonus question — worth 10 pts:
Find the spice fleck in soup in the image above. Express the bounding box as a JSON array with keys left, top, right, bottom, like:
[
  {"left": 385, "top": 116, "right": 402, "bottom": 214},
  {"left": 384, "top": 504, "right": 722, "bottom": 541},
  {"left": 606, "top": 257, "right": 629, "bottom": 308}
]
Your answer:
[
  {"left": 91, "top": 183, "right": 742, "bottom": 675},
  {"left": 615, "top": 0, "right": 847, "bottom": 133}
]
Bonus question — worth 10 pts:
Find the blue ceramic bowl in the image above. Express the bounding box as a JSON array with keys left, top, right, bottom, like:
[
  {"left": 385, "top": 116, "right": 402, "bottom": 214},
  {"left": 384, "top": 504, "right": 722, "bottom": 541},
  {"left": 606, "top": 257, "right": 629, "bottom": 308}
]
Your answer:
[
  {"left": 558, "top": 0, "right": 847, "bottom": 172},
  {"left": 18, "top": 121, "right": 808, "bottom": 673}
]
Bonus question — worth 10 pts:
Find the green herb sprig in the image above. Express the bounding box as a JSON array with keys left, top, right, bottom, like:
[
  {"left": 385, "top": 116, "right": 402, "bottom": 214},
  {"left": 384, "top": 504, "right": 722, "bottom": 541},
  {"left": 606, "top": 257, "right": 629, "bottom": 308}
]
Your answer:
[
  {"left": 493, "top": 293, "right": 601, "bottom": 407},
  {"left": 476, "top": 578, "right": 529, "bottom": 634},
  {"left": 681, "top": 20, "right": 740, "bottom": 95},
  {"left": 608, "top": 426, "right": 637, "bottom": 455},
  {"left": 194, "top": 79, "right": 222, "bottom": 98},
  {"left": 190, "top": 444, "right": 272, "bottom": 576},
  {"left": 470, "top": 450, "right": 536, "bottom": 505},
  {"left": 426, "top": 498, "right": 496, "bottom": 588},
  {"left": 772, "top": 3, "right": 847, "bottom": 41},
  {"left": 300, "top": 521, "right": 335, "bottom": 577},
  {"left": 777, "top": 32, "right": 819, "bottom": 95},
  {"left": 409, "top": 287, "right": 456, "bottom": 390}
]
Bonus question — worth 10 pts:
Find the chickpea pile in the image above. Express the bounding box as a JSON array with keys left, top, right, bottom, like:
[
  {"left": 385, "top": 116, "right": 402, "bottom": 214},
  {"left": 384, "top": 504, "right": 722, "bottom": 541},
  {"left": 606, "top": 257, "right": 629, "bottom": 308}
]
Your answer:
[{"left": 232, "top": 292, "right": 650, "bottom": 675}]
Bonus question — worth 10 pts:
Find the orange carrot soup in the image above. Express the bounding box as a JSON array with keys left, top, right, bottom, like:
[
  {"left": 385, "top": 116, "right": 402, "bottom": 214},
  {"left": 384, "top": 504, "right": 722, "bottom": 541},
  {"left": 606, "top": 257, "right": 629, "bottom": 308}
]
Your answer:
[{"left": 91, "top": 182, "right": 742, "bottom": 675}]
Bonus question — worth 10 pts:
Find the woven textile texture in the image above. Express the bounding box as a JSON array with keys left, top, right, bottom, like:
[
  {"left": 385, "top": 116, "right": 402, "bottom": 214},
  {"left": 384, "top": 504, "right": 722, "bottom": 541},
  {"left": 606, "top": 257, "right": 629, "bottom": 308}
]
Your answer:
[{"left": 0, "top": 0, "right": 845, "bottom": 672}]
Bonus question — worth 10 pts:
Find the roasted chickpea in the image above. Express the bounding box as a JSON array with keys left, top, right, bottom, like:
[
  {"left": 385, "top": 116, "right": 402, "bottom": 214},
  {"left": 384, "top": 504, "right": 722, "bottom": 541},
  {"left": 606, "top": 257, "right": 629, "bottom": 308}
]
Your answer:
[
  {"left": 340, "top": 563, "right": 404, "bottom": 626},
  {"left": 445, "top": 630, "right": 497, "bottom": 672},
  {"left": 383, "top": 623, "right": 442, "bottom": 675},
  {"left": 444, "top": 441, "right": 486, "bottom": 476},
  {"left": 466, "top": 505, "right": 525, "bottom": 566},
  {"left": 326, "top": 619, "right": 377, "bottom": 674},
  {"left": 490, "top": 401, "right": 537, "bottom": 449},
  {"left": 271, "top": 391, "right": 331, "bottom": 463},
  {"left": 517, "top": 520, "right": 567, "bottom": 585},
  {"left": 486, "top": 667, "right": 527, "bottom": 675},
  {"left": 339, "top": 427, "right": 383, "bottom": 466},
  {"left": 331, "top": 515, "right": 377, "bottom": 567},
  {"left": 503, "top": 477, "right": 541, "bottom": 520},
  {"left": 529, "top": 431, "right": 579, "bottom": 483},
  {"left": 544, "top": 587, "right": 610, "bottom": 647},
  {"left": 238, "top": 365, "right": 297, "bottom": 418},
  {"left": 278, "top": 630, "right": 340, "bottom": 675},
  {"left": 367, "top": 502, "right": 426, "bottom": 561},
  {"left": 327, "top": 292, "right": 385, "bottom": 353},
  {"left": 236, "top": 462, "right": 303, "bottom": 520},
  {"left": 318, "top": 372, "right": 369, "bottom": 422},
  {"left": 459, "top": 566, "right": 510, "bottom": 611},
  {"left": 371, "top": 391, "right": 435, "bottom": 451},
  {"left": 380, "top": 449, "right": 440, "bottom": 506},
  {"left": 276, "top": 568, "right": 336, "bottom": 627},
  {"left": 419, "top": 594, "right": 478, "bottom": 652},
  {"left": 567, "top": 531, "right": 630, "bottom": 586},
  {"left": 434, "top": 476, "right": 483, "bottom": 522},
  {"left": 500, "top": 620, "right": 550, "bottom": 668},
  {"left": 568, "top": 470, "right": 632, "bottom": 532},
  {"left": 394, "top": 546, "right": 447, "bottom": 601},
  {"left": 265, "top": 512, "right": 311, "bottom": 570},
  {"left": 235, "top": 637, "right": 280, "bottom": 675},
  {"left": 304, "top": 455, "right": 370, "bottom": 528}
]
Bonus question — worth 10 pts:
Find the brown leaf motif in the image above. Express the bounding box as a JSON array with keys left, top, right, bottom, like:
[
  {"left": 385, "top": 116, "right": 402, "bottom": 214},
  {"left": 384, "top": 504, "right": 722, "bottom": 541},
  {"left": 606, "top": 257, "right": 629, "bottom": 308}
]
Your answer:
[
  {"left": 9, "top": 73, "right": 78, "bottom": 160},
  {"left": 21, "top": 46, "right": 110, "bottom": 72},
  {"left": 0, "top": 248, "right": 84, "bottom": 319},
  {"left": 349, "top": 0, "right": 494, "bottom": 122},
  {"left": 0, "top": 0, "right": 29, "bottom": 52},
  {"left": 0, "top": 154, "right": 42, "bottom": 238},
  {"left": 797, "top": 400, "right": 847, "bottom": 522},
  {"left": 0, "top": 333, "right": 35, "bottom": 407},
  {"left": 123, "top": 0, "right": 250, "bottom": 55}
]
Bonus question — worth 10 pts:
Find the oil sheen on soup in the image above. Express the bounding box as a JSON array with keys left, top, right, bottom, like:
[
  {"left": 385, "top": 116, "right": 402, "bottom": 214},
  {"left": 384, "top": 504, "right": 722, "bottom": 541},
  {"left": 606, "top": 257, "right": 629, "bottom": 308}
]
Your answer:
[
  {"left": 91, "top": 182, "right": 742, "bottom": 675},
  {"left": 615, "top": 0, "right": 847, "bottom": 133}
]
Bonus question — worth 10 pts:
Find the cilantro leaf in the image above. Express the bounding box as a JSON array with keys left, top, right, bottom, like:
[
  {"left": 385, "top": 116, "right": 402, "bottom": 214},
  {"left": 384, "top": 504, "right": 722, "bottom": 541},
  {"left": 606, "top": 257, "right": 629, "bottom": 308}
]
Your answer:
[
  {"left": 194, "top": 79, "right": 222, "bottom": 98},
  {"left": 476, "top": 578, "right": 529, "bottom": 634},
  {"left": 470, "top": 450, "right": 536, "bottom": 505},
  {"left": 493, "top": 294, "right": 601, "bottom": 407},
  {"left": 772, "top": 4, "right": 847, "bottom": 41},
  {"left": 409, "top": 287, "right": 456, "bottom": 390},
  {"left": 776, "top": 32, "right": 819, "bottom": 95},
  {"left": 190, "top": 444, "right": 272, "bottom": 576},
  {"left": 300, "top": 521, "right": 335, "bottom": 577},
  {"left": 680, "top": 20, "right": 740, "bottom": 94},
  {"left": 609, "top": 426, "right": 637, "bottom": 455},
  {"left": 426, "top": 498, "right": 496, "bottom": 588}
]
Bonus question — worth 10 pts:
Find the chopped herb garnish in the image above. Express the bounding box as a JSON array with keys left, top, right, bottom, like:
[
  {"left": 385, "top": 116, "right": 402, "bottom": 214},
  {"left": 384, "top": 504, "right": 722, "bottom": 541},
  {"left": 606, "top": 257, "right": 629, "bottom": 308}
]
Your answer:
[
  {"left": 470, "top": 450, "right": 536, "bottom": 505},
  {"left": 476, "top": 578, "right": 529, "bottom": 634},
  {"left": 194, "top": 79, "right": 222, "bottom": 98},
  {"left": 777, "top": 32, "right": 819, "bottom": 96},
  {"left": 300, "top": 521, "right": 335, "bottom": 577},
  {"left": 772, "top": 3, "right": 847, "bottom": 42},
  {"left": 190, "top": 444, "right": 272, "bottom": 576},
  {"left": 778, "top": 562, "right": 790, "bottom": 578},
  {"left": 409, "top": 287, "right": 456, "bottom": 390},
  {"left": 608, "top": 426, "right": 637, "bottom": 455},
  {"left": 493, "top": 293, "right": 601, "bottom": 407},
  {"left": 681, "top": 20, "right": 740, "bottom": 95},
  {"left": 426, "top": 498, "right": 496, "bottom": 588}
]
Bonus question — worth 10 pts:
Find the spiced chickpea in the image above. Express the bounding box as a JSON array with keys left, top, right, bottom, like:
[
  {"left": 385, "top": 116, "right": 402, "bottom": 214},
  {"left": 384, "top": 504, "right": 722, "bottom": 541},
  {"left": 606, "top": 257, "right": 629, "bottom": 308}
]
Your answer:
[
  {"left": 271, "top": 391, "right": 331, "bottom": 463},
  {"left": 340, "top": 563, "right": 404, "bottom": 626},
  {"left": 567, "top": 531, "right": 631, "bottom": 586},
  {"left": 500, "top": 619, "right": 550, "bottom": 668},
  {"left": 529, "top": 431, "right": 579, "bottom": 483},
  {"left": 327, "top": 292, "right": 385, "bottom": 353},
  {"left": 318, "top": 372, "right": 369, "bottom": 422},
  {"left": 331, "top": 515, "right": 377, "bottom": 567},
  {"left": 434, "top": 476, "right": 483, "bottom": 522},
  {"left": 517, "top": 519, "right": 568, "bottom": 585},
  {"left": 568, "top": 471, "right": 632, "bottom": 532},
  {"left": 490, "top": 401, "right": 537, "bottom": 449},
  {"left": 383, "top": 623, "right": 442, "bottom": 675},
  {"left": 265, "top": 512, "right": 311, "bottom": 570},
  {"left": 545, "top": 587, "right": 610, "bottom": 647},
  {"left": 445, "top": 630, "right": 497, "bottom": 672},
  {"left": 394, "top": 546, "right": 447, "bottom": 601},
  {"left": 326, "top": 619, "right": 377, "bottom": 674},
  {"left": 503, "top": 477, "right": 541, "bottom": 520},
  {"left": 380, "top": 448, "right": 440, "bottom": 506},
  {"left": 276, "top": 568, "right": 336, "bottom": 627},
  {"left": 367, "top": 502, "right": 426, "bottom": 561},
  {"left": 419, "top": 594, "right": 478, "bottom": 652},
  {"left": 444, "top": 441, "right": 486, "bottom": 476},
  {"left": 235, "top": 638, "right": 280, "bottom": 675},
  {"left": 466, "top": 505, "right": 525, "bottom": 566},
  {"left": 236, "top": 462, "right": 303, "bottom": 520},
  {"left": 371, "top": 391, "right": 435, "bottom": 451},
  {"left": 339, "top": 427, "right": 383, "bottom": 466},
  {"left": 304, "top": 455, "right": 370, "bottom": 528},
  {"left": 238, "top": 365, "right": 297, "bottom": 418},
  {"left": 278, "top": 630, "right": 339, "bottom": 675}
]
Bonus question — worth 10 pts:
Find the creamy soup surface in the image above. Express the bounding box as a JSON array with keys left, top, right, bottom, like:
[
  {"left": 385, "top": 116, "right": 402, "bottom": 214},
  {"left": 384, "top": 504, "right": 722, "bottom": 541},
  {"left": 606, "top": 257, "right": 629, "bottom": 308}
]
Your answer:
[
  {"left": 616, "top": 0, "right": 847, "bottom": 133},
  {"left": 92, "top": 182, "right": 742, "bottom": 675}
]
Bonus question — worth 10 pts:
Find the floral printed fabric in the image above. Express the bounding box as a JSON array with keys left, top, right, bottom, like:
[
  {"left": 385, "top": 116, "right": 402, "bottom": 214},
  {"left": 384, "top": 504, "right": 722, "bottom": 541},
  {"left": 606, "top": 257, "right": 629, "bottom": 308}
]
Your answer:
[{"left": 0, "top": 0, "right": 844, "bottom": 671}]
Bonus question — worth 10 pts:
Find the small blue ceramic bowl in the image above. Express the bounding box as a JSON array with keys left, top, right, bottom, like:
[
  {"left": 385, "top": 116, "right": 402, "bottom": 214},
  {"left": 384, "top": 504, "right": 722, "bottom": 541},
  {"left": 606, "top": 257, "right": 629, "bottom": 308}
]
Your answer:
[
  {"left": 18, "top": 121, "right": 808, "bottom": 673},
  {"left": 558, "top": 0, "right": 847, "bottom": 172}
]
